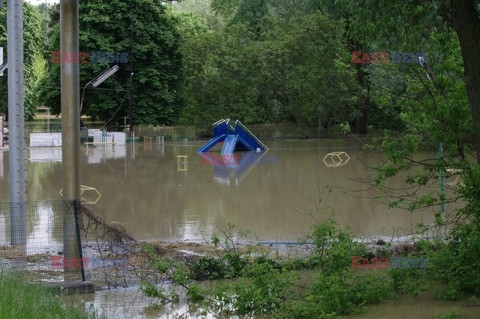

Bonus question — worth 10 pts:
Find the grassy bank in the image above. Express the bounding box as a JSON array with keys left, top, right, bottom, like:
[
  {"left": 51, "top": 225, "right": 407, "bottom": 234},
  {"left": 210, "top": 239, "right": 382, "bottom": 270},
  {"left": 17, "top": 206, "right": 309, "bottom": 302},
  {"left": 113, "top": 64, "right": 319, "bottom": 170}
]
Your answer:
[{"left": 0, "top": 272, "right": 101, "bottom": 319}]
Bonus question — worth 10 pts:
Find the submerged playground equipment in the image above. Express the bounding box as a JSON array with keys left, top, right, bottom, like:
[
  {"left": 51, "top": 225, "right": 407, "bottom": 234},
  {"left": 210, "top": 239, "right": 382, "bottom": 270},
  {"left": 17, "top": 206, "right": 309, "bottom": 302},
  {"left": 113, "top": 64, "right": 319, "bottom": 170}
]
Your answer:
[{"left": 197, "top": 119, "right": 268, "bottom": 155}]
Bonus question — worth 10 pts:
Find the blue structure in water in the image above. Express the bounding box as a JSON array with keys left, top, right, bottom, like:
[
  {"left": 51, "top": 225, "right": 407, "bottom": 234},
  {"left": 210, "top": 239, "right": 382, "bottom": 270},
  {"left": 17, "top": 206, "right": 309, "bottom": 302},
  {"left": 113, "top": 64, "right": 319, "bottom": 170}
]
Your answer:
[{"left": 197, "top": 119, "right": 268, "bottom": 155}]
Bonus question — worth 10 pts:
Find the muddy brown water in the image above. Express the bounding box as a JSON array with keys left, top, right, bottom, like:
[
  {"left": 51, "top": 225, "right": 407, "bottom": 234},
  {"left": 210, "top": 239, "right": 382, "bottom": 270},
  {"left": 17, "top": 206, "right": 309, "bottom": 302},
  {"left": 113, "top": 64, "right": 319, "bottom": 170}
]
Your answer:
[
  {"left": 0, "top": 138, "right": 447, "bottom": 244},
  {"left": 66, "top": 285, "right": 479, "bottom": 319},
  {"left": 2, "top": 134, "right": 473, "bottom": 318}
]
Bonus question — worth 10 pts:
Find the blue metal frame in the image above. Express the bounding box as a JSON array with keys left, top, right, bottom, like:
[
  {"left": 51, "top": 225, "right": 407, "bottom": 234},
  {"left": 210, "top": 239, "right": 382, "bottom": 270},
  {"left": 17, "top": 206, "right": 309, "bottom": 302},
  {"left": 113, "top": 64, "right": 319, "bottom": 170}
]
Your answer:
[{"left": 197, "top": 119, "right": 267, "bottom": 155}]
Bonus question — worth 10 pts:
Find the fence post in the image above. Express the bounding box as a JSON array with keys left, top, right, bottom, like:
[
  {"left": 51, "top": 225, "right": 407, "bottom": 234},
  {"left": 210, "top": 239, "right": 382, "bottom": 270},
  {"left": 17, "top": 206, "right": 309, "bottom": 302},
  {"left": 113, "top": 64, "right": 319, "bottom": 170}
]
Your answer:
[
  {"left": 61, "top": 0, "right": 82, "bottom": 279},
  {"left": 73, "top": 200, "right": 85, "bottom": 281},
  {"left": 8, "top": 0, "right": 27, "bottom": 247}
]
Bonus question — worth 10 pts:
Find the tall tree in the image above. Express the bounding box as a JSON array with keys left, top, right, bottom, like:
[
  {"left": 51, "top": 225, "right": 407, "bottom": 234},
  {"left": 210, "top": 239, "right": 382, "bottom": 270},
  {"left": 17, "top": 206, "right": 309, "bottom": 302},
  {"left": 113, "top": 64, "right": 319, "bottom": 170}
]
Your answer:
[
  {"left": 38, "top": 0, "right": 182, "bottom": 127},
  {"left": 331, "top": 0, "right": 480, "bottom": 161},
  {"left": 179, "top": 12, "right": 360, "bottom": 135},
  {"left": 450, "top": 0, "right": 480, "bottom": 162}
]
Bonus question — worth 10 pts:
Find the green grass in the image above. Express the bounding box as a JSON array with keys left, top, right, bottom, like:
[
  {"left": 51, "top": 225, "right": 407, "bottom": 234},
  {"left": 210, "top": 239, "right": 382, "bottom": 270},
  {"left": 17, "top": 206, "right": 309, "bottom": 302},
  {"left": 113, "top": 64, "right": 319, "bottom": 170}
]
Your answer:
[{"left": 0, "top": 272, "right": 103, "bottom": 319}]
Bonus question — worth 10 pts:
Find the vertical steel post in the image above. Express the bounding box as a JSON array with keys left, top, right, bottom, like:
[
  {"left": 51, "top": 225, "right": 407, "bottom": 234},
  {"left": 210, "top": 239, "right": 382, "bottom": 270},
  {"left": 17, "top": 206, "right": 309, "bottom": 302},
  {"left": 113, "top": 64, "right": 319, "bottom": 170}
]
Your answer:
[
  {"left": 60, "top": 0, "right": 81, "bottom": 278},
  {"left": 8, "top": 0, "right": 26, "bottom": 246},
  {"left": 47, "top": 107, "right": 50, "bottom": 133},
  {"left": 439, "top": 142, "right": 446, "bottom": 236},
  {"left": 0, "top": 113, "right": 4, "bottom": 148},
  {"left": 129, "top": 48, "right": 133, "bottom": 132}
]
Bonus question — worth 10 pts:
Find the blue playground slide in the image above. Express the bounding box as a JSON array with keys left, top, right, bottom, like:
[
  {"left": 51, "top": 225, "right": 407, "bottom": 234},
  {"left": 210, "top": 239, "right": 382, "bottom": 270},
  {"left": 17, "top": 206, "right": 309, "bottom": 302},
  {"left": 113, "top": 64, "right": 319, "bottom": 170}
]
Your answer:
[
  {"left": 221, "top": 135, "right": 239, "bottom": 155},
  {"left": 197, "top": 119, "right": 267, "bottom": 156}
]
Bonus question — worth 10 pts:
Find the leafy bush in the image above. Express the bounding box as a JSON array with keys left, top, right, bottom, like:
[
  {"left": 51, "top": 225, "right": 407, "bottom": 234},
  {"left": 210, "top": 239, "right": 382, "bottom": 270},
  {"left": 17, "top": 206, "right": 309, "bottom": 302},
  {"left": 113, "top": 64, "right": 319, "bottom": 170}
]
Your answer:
[
  {"left": 140, "top": 220, "right": 394, "bottom": 317},
  {"left": 190, "top": 256, "right": 226, "bottom": 280},
  {"left": 208, "top": 262, "right": 296, "bottom": 316},
  {"left": 306, "top": 218, "right": 367, "bottom": 274},
  {"left": 283, "top": 271, "right": 393, "bottom": 318}
]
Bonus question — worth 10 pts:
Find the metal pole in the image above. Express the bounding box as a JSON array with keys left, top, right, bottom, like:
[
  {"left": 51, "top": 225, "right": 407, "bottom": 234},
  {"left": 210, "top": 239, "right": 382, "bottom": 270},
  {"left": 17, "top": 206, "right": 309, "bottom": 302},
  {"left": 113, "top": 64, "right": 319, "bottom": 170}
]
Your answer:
[
  {"left": 0, "top": 113, "right": 4, "bottom": 148},
  {"left": 129, "top": 49, "right": 133, "bottom": 132},
  {"left": 8, "top": 0, "right": 26, "bottom": 247},
  {"left": 439, "top": 142, "right": 446, "bottom": 236},
  {"left": 47, "top": 108, "right": 50, "bottom": 133},
  {"left": 60, "top": 0, "right": 81, "bottom": 278}
]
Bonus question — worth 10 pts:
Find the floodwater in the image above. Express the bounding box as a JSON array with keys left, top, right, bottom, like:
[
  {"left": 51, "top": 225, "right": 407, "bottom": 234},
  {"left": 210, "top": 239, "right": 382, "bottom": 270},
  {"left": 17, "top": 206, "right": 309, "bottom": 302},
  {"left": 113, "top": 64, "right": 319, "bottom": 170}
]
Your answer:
[
  {"left": 66, "top": 286, "right": 480, "bottom": 319},
  {"left": 1, "top": 127, "right": 474, "bottom": 319},
  {"left": 0, "top": 138, "right": 447, "bottom": 243}
]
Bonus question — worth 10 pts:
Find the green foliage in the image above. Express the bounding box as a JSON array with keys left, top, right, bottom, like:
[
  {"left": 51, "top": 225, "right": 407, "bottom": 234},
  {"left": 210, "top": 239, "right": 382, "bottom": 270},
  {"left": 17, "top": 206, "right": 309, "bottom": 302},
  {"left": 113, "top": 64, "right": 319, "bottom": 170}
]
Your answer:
[
  {"left": 38, "top": 0, "right": 182, "bottom": 126},
  {"left": 307, "top": 218, "right": 367, "bottom": 274},
  {"left": 0, "top": 272, "right": 104, "bottom": 319},
  {"left": 426, "top": 223, "right": 480, "bottom": 297},
  {"left": 170, "top": 0, "right": 224, "bottom": 31},
  {"left": 190, "top": 256, "right": 226, "bottom": 280},
  {"left": 141, "top": 220, "right": 393, "bottom": 317},
  {"left": 179, "top": 10, "right": 360, "bottom": 135},
  {"left": 283, "top": 271, "right": 392, "bottom": 318},
  {"left": 360, "top": 17, "right": 480, "bottom": 298},
  {"left": 388, "top": 266, "right": 427, "bottom": 296},
  {"left": 208, "top": 263, "right": 296, "bottom": 316},
  {"left": 434, "top": 307, "right": 460, "bottom": 319}
]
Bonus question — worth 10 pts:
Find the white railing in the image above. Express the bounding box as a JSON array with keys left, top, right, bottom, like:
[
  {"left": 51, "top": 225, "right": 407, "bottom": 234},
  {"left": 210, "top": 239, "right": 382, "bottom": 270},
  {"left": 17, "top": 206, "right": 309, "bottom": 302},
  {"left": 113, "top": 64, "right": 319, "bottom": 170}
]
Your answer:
[
  {"left": 235, "top": 120, "right": 268, "bottom": 150},
  {"left": 213, "top": 118, "right": 230, "bottom": 126}
]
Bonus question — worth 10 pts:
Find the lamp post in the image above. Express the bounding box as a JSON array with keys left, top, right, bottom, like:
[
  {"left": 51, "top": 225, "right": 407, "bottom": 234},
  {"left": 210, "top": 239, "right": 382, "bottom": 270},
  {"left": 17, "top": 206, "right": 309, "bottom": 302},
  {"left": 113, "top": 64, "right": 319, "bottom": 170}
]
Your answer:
[
  {"left": 0, "top": 60, "right": 7, "bottom": 75},
  {"left": 129, "top": 47, "right": 134, "bottom": 133},
  {"left": 80, "top": 64, "right": 119, "bottom": 113}
]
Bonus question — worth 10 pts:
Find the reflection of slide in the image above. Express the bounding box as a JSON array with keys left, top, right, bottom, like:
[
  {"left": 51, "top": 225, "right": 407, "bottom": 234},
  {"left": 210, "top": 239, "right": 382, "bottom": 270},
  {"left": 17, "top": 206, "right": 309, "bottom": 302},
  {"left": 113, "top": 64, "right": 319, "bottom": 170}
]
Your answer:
[
  {"left": 201, "top": 151, "right": 267, "bottom": 186},
  {"left": 214, "top": 163, "right": 233, "bottom": 186},
  {"left": 221, "top": 135, "right": 238, "bottom": 155},
  {"left": 234, "top": 151, "right": 266, "bottom": 183}
]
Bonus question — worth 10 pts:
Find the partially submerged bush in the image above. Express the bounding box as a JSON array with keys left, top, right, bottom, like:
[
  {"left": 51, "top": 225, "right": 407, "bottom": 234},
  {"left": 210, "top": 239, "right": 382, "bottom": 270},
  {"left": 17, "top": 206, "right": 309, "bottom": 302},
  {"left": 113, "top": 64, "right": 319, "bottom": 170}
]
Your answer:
[
  {"left": 283, "top": 271, "right": 393, "bottom": 318},
  {"left": 140, "top": 217, "right": 480, "bottom": 316},
  {"left": 140, "top": 219, "right": 393, "bottom": 317}
]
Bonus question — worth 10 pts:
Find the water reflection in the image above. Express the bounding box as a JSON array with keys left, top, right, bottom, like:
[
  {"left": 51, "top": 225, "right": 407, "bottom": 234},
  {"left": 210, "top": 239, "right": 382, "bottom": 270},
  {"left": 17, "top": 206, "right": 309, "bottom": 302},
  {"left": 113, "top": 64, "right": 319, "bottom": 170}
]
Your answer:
[
  {"left": 26, "top": 204, "right": 61, "bottom": 255},
  {"left": 68, "top": 287, "right": 480, "bottom": 319},
  {"left": 85, "top": 145, "right": 126, "bottom": 164},
  {"left": 0, "top": 151, "right": 3, "bottom": 178},
  {"left": 0, "top": 203, "right": 62, "bottom": 255},
  {"left": 200, "top": 151, "right": 268, "bottom": 186},
  {"left": 0, "top": 140, "right": 448, "bottom": 242},
  {"left": 29, "top": 147, "right": 62, "bottom": 162}
]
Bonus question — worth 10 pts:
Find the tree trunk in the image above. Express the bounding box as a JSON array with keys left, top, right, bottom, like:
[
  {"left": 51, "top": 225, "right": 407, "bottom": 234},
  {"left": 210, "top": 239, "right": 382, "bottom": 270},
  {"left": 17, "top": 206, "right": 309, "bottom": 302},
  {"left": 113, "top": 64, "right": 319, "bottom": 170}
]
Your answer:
[
  {"left": 345, "top": 15, "right": 370, "bottom": 134},
  {"left": 352, "top": 59, "right": 370, "bottom": 134},
  {"left": 450, "top": 0, "right": 480, "bottom": 163},
  {"left": 355, "top": 106, "right": 369, "bottom": 134}
]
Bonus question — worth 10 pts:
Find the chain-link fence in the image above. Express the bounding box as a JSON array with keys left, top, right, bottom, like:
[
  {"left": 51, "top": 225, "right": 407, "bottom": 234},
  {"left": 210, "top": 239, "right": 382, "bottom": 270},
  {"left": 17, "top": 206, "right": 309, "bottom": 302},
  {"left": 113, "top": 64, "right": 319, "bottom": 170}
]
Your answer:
[
  {"left": 0, "top": 201, "right": 84, "bottom": 281},
  {"left": 0, "top": 201, "right": 158, "bottom": 287}
]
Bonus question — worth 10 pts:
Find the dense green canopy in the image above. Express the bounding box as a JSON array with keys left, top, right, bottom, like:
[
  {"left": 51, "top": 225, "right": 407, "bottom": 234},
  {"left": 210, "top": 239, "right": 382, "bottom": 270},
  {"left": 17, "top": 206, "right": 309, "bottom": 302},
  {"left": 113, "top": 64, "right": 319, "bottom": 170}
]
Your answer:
[{"left": 38, "top": 0, "right": 182, "bottom": 127}]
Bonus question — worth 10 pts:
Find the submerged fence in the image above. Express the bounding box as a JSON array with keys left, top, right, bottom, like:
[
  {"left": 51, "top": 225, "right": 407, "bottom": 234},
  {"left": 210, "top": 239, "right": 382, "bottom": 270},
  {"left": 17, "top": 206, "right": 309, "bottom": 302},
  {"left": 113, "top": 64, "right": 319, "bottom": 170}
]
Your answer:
[
  {"left": 0, "top": 201, "right": 84, "bottom": 281},
  {"left": 0, "top": 201, "right": 156, "bottom": 287}
]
